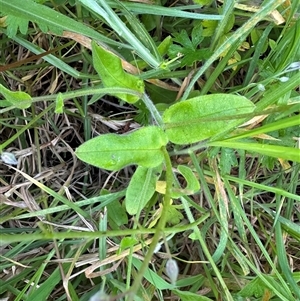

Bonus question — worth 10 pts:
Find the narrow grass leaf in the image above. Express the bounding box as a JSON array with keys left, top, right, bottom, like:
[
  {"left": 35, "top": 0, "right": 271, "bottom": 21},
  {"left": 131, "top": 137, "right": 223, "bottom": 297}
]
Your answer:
[
  {"left": 8, "top": 166, "right": 90, "bottom": 219},
  {"left": 8, "top": 35, "right": 83, "bottom": 78},
  {"left": 113, "top": 2, "right": 222, "bottom": 20},
  {"left": 173, "top": 289, "right": 214, "bottom": 301},
  {"left": 2, "top": 0, "right": 123, "bottom": 47},
  {"left": 92, "top": 41, "right": 144, "bottom": 103},
  {"left": 209, "top": 141, "right": 300, "bottom": 163},
  {"left": 75, "top": 126, "right": 168, "bottom": 171},
  {"left": 84, "top": 0, "right": 161, "bottom": 68},
  {"left": 163, "top": 94, "right": 255, "bottom": 144},
  {"left": 259, "top": 204, "right": 300, "bottom": 241},
  {"left": 28, "top": 267, "right": 62, "bottom": 301},
  {"left": 225, "top": 180, "right": 247, "bottom": 242},
  {"left": 131, "top": 257, "right": 174, "bottom": 290},
  {"left": 275, "top": 222, "right": 300, "bottom": 299},
  {"left": 182, "top": 0, "right": 286, "bottom": 99},
  {"left": 226, "top": 114, "right": 300, "bottom": 141},
  {"left": 117, "top": 0, "right": 161, "bottom": 61}
]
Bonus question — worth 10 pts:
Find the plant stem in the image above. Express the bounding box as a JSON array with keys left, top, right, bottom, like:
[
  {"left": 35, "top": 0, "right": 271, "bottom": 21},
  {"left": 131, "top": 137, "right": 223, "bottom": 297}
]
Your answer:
[{"left": 141, "top": 93, "right": 164, "bottom": 126}]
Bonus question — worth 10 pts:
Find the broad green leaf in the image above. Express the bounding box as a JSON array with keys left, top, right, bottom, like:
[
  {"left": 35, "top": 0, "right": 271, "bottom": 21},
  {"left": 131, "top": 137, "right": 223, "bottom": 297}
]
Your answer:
[
  {"left": 92, "top": 41, "right": 144, "bottom": 103},
  {"left": 208, "top": 141, "right": 300, "bottom": 163},
  {"left": 163, "top": 94, "right": 255, "bottom": 145},
  {"left": 0, "top": 84, "right": 32, "bottom": 109},
  {"left": 126, "top": 165, "right": 162, "bottom": 215},
  {"left": 172, "top": 289, "right": 214, "bottom": 301},
  {"left": 75, "top": 126, "right": 168, "bottom": 171}
]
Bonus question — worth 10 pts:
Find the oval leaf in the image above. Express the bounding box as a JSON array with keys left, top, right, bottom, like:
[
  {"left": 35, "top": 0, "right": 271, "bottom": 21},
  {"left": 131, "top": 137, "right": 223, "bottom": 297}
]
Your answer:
[
  {"left": 92, "top": 41, "right": 144, "bottom": 103},
  {"left": 75, "top": 126, "right": 168, "bottom": 171},
  {"left": 126, "top": 165, "right": 162, "bottom": 215},
  {"left": 163, "top": 94, "right": 255, "bottom": 144}
]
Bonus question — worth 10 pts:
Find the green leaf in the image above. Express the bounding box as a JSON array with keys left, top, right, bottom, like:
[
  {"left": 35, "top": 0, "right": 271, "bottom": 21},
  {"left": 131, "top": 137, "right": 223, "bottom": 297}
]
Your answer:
[
  {"left": 126, "top": 165, "right": 162, "bottom": 215},
  {"left": 75, "top": 126, "right": 168, "bottom": 171},
  {"left": 55, "top": 92, "right": 64, "bottom": 113},
  {"left": 178, "top": 165, "right": 200, "bottom": 193},
  {"left": 191, "top": 24, "right": 204, "bottom": 48},
  {"left": 219, "top": 147, "right": 238, "bottom": 175},
  {"left": 171, "top": 165, "right": 200, "bottom": 197},
  {"left": 132, "top": 257, "right": 174, "bottom": 290},
  {"left": 107, "top": 199, "right": 128, "bottom": 227},
  {"left": 2, "top": 0, "right": 123, "bottom": 48},
  {"left": 172, "top": 289, "right": 214, "bottom": 301},
  {"left": 168, "top": 26, "right": 211, "bottom": 66},
  {"left": 6, "top": 15, "right": 29, "bottom": 37},
  {"left": 0, "top": 84, "right": 32, "bottom": 109},
  {"left": 239, "top": 278, "right": 264, "bottom": 297},
  {"left": 92, "top": 41, "right": 144, "bottom": 104},
  {"left": 208, "top": 141, "right": 300, "bottom": 163},
  {"left": 165, "top": 206, "right": 184, "bottom": 225},
  {"left": 118, "top": 237, "right": 138, "bottom": 253},
  {"left": 201, "top": 20, "right": 218, "bottom": 37},
  {"left": 163, "top": 94, "right": 255, "bottom": 145},
  {"left": 173, "top": 30, "right": 194, "bottom": 50},
  {"left": 157, "top": 36, "right": 172, "bottom": 56}
]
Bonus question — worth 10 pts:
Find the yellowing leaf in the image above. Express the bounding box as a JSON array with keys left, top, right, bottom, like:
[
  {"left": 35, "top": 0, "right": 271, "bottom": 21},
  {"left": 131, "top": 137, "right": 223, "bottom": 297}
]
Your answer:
[{"left": 156, "top": 180, "right": 167, "bottom": 194}]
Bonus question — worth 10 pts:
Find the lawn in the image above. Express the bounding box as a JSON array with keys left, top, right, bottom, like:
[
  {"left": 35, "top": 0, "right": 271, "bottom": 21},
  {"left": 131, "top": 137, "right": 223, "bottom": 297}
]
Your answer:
[{"left": 0, "top": 0, "right": 299, "bottom": 300}]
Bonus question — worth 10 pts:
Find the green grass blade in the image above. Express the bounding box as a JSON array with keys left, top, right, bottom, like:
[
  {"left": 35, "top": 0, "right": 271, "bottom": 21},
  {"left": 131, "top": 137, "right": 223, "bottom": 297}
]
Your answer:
[
  {"left": 111, "top": 2, "right": 222, "bottom": 20},
  {"left": 80, "top": 0, "right": 161, "bottom": 68},
  {"left": 275, "top": 222, "right": 300, "bottom": 299},
  {"left": 182, "top": 0, "right": 286, "bottom": 100},
  {"left": 226, "top": 114, "right": 300, "bottom": 141},
  {"left": 1, "top": 0, "right": 124, "bottom": 47},
  {"left": 208, "top": 141, "right": 300, "bottom": 163}
]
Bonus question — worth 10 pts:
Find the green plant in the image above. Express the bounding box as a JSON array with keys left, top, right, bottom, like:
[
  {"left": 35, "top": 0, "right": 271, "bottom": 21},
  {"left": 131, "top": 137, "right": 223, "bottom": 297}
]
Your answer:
[
  {"left": 74, "top": 41, "right": 300, "bottom": 300},
  {"left": 1, "top": 0, "right": 300, "bottom": 300}
]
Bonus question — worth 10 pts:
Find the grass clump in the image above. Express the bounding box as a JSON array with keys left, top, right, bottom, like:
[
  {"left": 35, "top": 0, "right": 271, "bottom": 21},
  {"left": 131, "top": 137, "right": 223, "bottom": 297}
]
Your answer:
[{"left": 0, "top": 1, "right": 299, "bottom": 301}]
